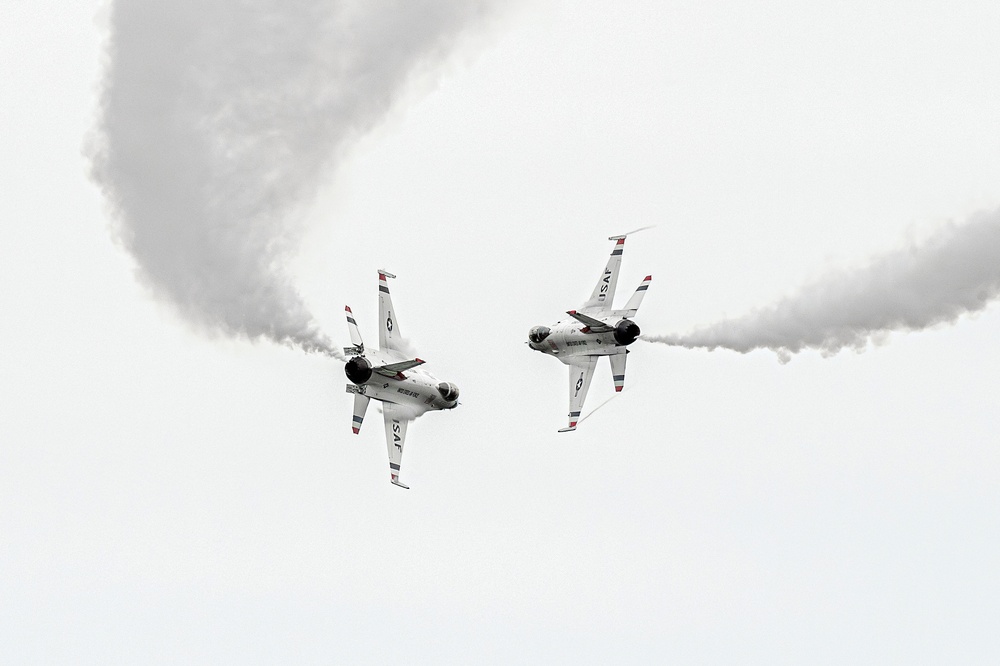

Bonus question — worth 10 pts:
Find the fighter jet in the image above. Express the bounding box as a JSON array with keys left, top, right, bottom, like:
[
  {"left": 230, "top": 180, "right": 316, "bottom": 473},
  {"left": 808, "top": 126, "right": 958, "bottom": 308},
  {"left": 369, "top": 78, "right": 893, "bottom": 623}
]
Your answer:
[
  {"left": 343, "top": 270, "right": 459, "bottom": 488},
  {"left": 527, "top": 235, "right": 651, "bottom": 432}
]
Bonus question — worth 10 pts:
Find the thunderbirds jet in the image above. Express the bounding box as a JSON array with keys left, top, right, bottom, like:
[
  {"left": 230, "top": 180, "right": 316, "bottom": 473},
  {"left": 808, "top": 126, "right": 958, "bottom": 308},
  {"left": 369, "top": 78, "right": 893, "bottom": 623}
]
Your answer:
[
  {"left": 527, "top": 235, "right": 651, "bottom": 432},
  {"left": 343, "top": 270, "right": 460, "bottom": 488}
]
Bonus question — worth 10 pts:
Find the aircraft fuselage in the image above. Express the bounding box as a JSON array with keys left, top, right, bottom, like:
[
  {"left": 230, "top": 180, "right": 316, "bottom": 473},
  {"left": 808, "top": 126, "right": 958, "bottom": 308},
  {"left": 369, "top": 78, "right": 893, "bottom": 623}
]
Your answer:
[
  {"left": 527, "top": 317, "right": 638, "bottom": 364},
  {"left": 525, "top": 234, "right": 651, "bottom": 431},
  {"left": 345, "top": 348, "right": 459, "bottom": 415}
]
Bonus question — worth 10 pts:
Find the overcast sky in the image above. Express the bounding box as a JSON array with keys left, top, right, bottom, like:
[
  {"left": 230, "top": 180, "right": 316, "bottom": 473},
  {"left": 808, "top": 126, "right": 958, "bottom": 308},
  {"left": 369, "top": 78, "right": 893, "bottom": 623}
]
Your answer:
[{"left": 3, "top": 1, "right": 1000, "bottom": 663}]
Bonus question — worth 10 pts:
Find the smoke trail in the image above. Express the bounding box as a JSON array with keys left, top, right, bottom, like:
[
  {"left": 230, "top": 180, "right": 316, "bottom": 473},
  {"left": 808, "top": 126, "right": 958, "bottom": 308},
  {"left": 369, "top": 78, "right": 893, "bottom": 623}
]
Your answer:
[
  {"left": 88, "top": 1, "right": 496, "bottom": 356},
  {"left": 643, "top": 210, "right": 1000, "bottom": 363}
]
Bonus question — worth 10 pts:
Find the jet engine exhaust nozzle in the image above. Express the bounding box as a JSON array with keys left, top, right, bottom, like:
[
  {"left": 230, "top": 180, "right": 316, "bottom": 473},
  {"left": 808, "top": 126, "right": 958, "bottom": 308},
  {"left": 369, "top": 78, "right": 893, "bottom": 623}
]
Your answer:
[
  {"left": 345, "top": 356, "right": 373, "bottom": 384},
  {"left": 614, "top": 319, "right": 640, "bottom": 346}
]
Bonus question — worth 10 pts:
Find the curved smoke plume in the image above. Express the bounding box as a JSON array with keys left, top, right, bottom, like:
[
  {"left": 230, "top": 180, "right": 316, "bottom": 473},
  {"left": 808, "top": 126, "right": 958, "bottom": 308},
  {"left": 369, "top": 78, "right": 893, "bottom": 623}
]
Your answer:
[
  {"left": 643, "top": 210, "right": 1000, "bottom": 363},
  {"left": 89, "top": 0, "right": 495, "bottom": 356}
]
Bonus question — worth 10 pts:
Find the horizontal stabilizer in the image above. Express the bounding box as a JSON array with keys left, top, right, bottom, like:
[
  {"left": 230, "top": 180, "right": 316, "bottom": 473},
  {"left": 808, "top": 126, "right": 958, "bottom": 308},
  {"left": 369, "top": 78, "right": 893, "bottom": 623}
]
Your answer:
[
  {"left": 344, "top": 305, "right": 364, "bottom": 354},
  {"left": 566, "top": 310, "right": 614, "bottom": 333},
  {"left": 620, "top": 275, "right": 652, "bottom": 317},
  {"left": 609, "top": 351, "right": 627, "bottom": 393},
  {"left": 391, "top": 478, "right": 410, "bottom": 489},
  {"left": 373, "top": 358, "right": 425, "bottom": 378},
  {"left": 351, "top": 393, "right": 370, "bottom": 434}
]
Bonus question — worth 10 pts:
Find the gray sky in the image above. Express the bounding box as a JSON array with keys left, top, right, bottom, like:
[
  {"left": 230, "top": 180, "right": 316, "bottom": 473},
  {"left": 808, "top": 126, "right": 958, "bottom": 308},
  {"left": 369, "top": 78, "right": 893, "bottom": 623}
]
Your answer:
[{"left": 3, "top": 1, "right": 1000, "bottom": 663}]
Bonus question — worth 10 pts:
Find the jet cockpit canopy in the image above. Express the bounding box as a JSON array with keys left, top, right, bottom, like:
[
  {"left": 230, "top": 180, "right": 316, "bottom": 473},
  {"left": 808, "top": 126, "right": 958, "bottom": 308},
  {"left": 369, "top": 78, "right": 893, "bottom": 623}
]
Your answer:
[{"left": 528, "top": 325, "right": 551, "bottom": 344}]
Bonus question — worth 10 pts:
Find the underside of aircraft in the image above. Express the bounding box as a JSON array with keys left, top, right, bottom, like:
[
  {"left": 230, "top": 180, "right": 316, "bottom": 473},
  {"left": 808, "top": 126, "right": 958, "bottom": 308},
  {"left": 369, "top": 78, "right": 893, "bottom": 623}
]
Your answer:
[{"left": 527, "top": 234, "right": 651, "bottom": 431}]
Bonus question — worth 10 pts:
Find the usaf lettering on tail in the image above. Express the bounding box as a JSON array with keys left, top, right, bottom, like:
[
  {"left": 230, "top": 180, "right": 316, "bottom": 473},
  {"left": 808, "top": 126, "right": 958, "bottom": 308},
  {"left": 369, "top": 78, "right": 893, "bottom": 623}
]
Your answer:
[
  {"left": 527, "top": 233, "right": 652, "bottom": 432},
  {"left": 599, "top": 269, "right": 611, "bottom": 299},
  {"left": 343, "top": 269, "right": 460, "bottom": 488}
]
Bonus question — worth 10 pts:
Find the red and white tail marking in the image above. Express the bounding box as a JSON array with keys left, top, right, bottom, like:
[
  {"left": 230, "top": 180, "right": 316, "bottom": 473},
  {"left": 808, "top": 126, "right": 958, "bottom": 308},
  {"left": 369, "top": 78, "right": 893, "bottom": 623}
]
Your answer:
[
  {"left": 620, "top": 275, "right": 652, "bottom": 316},
  {"left": 351, "top": 394, "right": 369, "bottom": 435},
  {"left": 610, "top": 351, "right": 627, "bottom": 393},
  {"left": 344, "top": 305, "right": 364, "bottom": 350}
]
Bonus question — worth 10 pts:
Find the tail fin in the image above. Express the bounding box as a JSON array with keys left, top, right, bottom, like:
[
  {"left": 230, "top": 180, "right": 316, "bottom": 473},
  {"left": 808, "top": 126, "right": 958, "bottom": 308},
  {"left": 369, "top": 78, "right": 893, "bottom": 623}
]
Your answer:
[{"left": 344, "top": 306, "right": 364, "bottom": 356}]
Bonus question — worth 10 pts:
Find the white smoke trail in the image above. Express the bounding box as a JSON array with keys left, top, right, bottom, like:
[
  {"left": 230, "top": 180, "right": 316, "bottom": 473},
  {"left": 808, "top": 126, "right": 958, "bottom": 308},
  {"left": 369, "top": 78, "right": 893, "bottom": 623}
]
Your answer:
[
  {"left": 643, "top": 210, "right": 1000, "bottom": 363},
  {"left": 88, "top": 0, "right": 496, "bottom": 357}
]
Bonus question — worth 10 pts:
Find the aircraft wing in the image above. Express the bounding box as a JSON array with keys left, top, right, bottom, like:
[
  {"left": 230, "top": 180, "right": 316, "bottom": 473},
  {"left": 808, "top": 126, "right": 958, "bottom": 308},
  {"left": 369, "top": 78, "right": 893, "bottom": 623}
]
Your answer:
[
  {"left": 580, "top": 236, "right": 626, "bottom": 313},
  {"left": 382, "top": 402, "right": 410, "bottom": 489},
  {"left": 559, "top": 356, "right": 598, "bottom": 432},
  {"left": 566, "top": 310, "right": 614, "bottom": 333},
  {"left": 373, "top": 358, "right": 425, "bottom": 379},
  {"left": 377, "top": 270, "right": 406, "bottom": 357}
]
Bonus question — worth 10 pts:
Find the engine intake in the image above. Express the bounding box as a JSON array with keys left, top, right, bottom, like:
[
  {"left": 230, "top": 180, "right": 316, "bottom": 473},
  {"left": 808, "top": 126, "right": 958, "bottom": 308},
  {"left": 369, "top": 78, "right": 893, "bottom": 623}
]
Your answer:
[
  {"left": 345, "top": 356, "right": 373, "bottom": 384},
  {"left": 613, "top": 319, "right": 640, "bottom": 346}
]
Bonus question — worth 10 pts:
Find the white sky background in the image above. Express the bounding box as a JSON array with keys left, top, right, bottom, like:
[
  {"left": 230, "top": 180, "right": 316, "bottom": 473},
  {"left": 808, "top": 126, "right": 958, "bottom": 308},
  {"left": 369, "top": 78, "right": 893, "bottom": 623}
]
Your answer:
[{"left": 3, "top": 1, "right": 1000, "bottom": 663}]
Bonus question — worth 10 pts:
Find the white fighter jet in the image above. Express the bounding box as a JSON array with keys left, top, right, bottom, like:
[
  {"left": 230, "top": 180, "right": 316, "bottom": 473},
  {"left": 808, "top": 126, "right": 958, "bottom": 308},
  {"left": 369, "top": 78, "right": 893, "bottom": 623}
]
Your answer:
[
  {"left": 527, "top": 235, "right": 651, "bottom": 432},
  {"left": 343, "top": 270, "right": 460, "bottom": 488}
]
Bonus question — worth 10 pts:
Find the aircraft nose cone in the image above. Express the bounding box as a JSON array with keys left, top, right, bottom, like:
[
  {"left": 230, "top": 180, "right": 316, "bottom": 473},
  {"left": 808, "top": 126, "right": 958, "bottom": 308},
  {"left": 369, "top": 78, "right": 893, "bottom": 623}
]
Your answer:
[{"left": 437, "top": 381, "right": 460, "bottom": 403}]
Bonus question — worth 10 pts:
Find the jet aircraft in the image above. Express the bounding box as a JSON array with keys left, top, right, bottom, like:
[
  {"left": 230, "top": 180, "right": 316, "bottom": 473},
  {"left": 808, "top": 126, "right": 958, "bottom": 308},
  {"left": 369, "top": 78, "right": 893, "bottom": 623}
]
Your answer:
[
  {"left": 527, "top": 235, "right": 651, "bottom": 432},
  {"left": 343, "top": 270, "right": 459, "bottom": 488}
]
